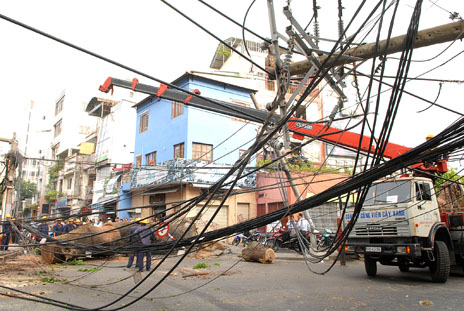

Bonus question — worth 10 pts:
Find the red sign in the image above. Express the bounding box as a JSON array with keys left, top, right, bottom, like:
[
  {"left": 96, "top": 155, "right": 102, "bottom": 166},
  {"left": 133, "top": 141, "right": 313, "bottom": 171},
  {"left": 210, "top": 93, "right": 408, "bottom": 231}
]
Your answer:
[{"left": 156, "top": 222, "right": 169, "bottom": 238}]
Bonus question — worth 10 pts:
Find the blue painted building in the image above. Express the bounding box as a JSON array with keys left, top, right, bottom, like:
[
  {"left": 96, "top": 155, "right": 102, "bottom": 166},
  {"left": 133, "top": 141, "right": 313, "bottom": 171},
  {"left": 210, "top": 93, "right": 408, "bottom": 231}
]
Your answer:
[
  {"left": 133, "top": 72, "right": 258, "bottom": 166},
  {"left": 129, "top": 72, "right": 258, "bottom": 229}
]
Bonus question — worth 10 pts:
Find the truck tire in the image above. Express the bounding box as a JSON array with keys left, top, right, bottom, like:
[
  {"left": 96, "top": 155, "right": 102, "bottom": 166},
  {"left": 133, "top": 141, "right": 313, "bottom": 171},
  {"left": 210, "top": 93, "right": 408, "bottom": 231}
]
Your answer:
[
  {"left": 364, "top": 256, "right": 377, "bottom": 277},
  {"left": 429, "top": 240, "right": 450, "bottom": 283},
  {"left": 399, "top": 264, "right": 409, "bottom": 272}
]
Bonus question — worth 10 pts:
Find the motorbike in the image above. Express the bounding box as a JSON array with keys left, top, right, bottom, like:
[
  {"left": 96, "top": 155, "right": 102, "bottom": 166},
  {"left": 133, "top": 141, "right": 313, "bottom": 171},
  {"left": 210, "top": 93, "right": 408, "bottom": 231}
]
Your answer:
[
  {"left": 316, "top": 228, "right": 335, "bottom": 250},
  {"left": 264, "top": 229, "right": 311, "bottom": 253},
  {"left": 232, "top": 229, "right": 266, "bottom": 246},
  {"left": 232, "top": 232, "right": 247, "bottom": 246}
]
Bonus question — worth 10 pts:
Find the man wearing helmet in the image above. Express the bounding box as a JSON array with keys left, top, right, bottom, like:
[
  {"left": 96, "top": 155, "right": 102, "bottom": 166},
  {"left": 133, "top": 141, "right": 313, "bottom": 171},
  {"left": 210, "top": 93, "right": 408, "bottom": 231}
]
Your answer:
[
  {"left": 1, "top": 214, "right": 12, "bottom": 250},
  {"left": 38, "top": 216, "right": 49, "bottom": 237}
]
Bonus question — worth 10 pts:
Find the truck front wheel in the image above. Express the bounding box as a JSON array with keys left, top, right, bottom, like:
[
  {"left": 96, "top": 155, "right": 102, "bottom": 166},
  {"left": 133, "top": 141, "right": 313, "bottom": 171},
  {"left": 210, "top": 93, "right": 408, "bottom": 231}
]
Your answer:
[
  {"left": 429, "top": 240, "right": 450, "bottom": 283},
  {"left": 365, "top": 256, "right": 377, "bottom": 277}
]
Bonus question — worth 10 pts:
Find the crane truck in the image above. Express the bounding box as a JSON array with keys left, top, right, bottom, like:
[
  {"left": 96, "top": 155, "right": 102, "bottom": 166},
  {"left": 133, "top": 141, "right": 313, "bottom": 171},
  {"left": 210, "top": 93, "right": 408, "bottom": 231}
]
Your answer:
[{"left": 288, "top": 119, "right": 462, "bottom": 283}]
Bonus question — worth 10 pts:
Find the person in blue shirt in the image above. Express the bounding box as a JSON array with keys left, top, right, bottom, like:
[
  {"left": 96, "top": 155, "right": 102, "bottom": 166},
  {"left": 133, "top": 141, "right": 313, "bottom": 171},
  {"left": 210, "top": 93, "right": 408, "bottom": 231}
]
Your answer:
[
  {"left": 1, "top": 214, "right": 12, "bottom": 250},
  {"left": 135, "top": 219, "right": 155, "bottom": 272},
  {"left": 63, "top": 219, "right": 75, "bottom": 234},
  {"left": 38, "top": 216, "right": 49, "bottom": 238},
  {"left": 126, "top": 218, "right": 141, "bottom": 269},
  {"left": 52, "top": 219, "right": 64, "bottom": 237}
]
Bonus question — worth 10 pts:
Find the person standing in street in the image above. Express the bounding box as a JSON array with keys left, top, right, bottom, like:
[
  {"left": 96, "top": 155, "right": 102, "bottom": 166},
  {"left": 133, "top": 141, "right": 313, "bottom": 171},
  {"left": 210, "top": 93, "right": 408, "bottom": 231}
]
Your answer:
[
  {"left": 52, "top": 219, "right": 64, "bottom": 237},
  {"left": 38, "top": 216, "right": 49, "bottom": 238},
  {"left": 135, "top": 219, "right": 155, "bottom": 272},
  {"left": 63, "top": 219, "right": 75, "bottom": 234},
  {"left": 127, "top": 218, "right": 141, "bottom": 269},
  {"left": 297, "top": 213, "right": 310, "bottom": 235},
  {"left": 1, "top": 214, "right": 12, "bottom": 250}
]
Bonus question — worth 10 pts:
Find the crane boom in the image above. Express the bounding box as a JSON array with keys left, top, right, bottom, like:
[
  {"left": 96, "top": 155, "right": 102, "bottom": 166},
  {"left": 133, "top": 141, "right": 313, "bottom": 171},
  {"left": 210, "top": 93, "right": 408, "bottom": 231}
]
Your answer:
[{"left": 98, "top": 77, "right": 447, "bottom": 174}]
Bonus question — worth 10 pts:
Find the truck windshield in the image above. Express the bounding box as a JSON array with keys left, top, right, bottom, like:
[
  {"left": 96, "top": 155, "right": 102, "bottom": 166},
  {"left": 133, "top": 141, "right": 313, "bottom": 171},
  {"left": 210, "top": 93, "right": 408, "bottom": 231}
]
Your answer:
[{"left": 364, "top": 180, "right": 411, "bottom": 206}]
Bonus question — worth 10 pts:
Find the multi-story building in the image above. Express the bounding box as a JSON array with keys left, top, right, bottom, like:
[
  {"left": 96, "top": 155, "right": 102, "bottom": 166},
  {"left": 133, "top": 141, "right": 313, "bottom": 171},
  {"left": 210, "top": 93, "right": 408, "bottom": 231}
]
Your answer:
[
  {"left": 198, "top": 38, "right": 363, "bottom": 231},
  {"left": 39, "top": 89, "right": 97, "bottom": 217},
  {"left": 129, "top": 72, "right": 258, "bottom": 230},
  {"left": 196, "top": 37, "right": 364, "bottom": 170},
  {"left": 85, "top": 97, "right": 137, "bottom": 220}
]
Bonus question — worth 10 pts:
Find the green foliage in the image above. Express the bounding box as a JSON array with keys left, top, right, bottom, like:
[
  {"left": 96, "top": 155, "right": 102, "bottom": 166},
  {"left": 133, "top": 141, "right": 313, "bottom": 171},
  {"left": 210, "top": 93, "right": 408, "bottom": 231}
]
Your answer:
[
  {"left": 213, "top": 262, "right": 221, "bottom": 266},
  {"left": 434, "top": 168, "right": 464, "bottom": 195},
  {"left": 216, "top": 44, "right": 231, "bottom": 58},
  {"left": 46, "top": 161, "right": 64, "bottom": 196},
  {"left": 20, "top": 180, "right": 37, "bottom": 200},
  {"left": 44, "top": 190, "right": 58, "bottom": 203},
  {"left": 192, "top": 262, "right": 208, "bottom": 269},
  {"left": 48, "top": 162, "right": 64, "bottom": 182},
  {"left": 77, "top": 268, "right": 101, "bottom": 272},
  {"left": 257, "top": 158, "right": 341, "bottom": 174},
  {"left": 40, "top": 277, "right": 60, "bottom": 283},
  {"left": 61, "top": 259, "right": 85, "bottom": 266}
]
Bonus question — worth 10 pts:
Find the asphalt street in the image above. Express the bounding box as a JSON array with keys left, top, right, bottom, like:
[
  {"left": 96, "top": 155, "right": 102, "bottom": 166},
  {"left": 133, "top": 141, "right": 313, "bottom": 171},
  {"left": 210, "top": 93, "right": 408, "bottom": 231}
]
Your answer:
[{"left": 0, "top": 247, "right": 463, "bottom": 311}]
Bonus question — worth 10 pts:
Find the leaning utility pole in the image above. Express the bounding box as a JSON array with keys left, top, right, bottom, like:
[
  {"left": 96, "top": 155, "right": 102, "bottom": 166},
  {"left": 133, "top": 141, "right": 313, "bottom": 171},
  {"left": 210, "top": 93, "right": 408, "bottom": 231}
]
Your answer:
[
  {"left": 0, "top": 133, "right": 18, "bottom": 220},
  {"left": 289, "top": 20, "right": 464, "bottom": 76}
]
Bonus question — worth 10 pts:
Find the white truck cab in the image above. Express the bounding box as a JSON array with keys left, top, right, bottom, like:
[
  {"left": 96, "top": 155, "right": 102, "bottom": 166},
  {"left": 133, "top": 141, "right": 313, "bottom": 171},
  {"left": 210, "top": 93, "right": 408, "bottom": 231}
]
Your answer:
[{"left": 344, "top": 176, "right": 457, "bottom": 283}]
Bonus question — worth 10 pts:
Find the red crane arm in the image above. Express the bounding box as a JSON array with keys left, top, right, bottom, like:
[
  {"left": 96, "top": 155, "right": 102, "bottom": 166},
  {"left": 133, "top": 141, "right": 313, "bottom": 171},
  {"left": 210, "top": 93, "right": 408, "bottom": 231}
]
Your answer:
[{"left": 288, "top": 117, "right": 411, "bottom": 159}]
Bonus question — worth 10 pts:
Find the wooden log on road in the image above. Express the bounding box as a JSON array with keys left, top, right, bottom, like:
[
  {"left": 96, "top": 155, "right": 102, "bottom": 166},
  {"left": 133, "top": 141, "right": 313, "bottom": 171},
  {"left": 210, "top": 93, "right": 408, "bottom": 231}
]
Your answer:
[
  {"left": 241, "top": 241, "right": 275, "bottom": 264},
  {"left": 41, "top": 223, "right": 122, "bottom": 264}
]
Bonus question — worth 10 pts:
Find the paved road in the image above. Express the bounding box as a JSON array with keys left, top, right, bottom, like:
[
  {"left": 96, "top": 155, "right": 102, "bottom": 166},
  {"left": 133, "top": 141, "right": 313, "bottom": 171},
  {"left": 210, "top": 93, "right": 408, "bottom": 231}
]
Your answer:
[{"left": 1, "top": 249, "right": 463, "bottom": 310}]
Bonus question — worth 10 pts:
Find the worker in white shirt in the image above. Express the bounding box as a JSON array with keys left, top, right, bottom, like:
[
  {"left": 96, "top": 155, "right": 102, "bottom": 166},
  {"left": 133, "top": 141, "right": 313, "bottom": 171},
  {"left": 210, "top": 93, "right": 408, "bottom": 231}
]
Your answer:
[{"left": 297, "top": 213, "right": 311, "bottom": 234}]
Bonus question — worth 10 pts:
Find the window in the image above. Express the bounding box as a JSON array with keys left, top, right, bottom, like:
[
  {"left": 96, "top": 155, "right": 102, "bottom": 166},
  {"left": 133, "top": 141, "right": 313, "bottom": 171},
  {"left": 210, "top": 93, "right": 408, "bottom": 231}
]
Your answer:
[
  {"left": 416, "top": 182, "right": 432, "bottom": 201},
  {"left": 364, "top": 181, "right": 412, "bottom": 206},
  {"left": 54, "top": 120, "right": 62, "bottom": 137},
  {"left": 174, "top": 143, "right": 184, "bottom": 159},
  {"left": 52, "top": 143, "right": 60, "bottom": 159},
  {"left": 146, "top": 152, "right": 156, "bottom": 165},
  {"left": 192, "top": 143, "right": 213, "bottom": 162},
  {"left": 171, "top": 101, "right": 184, "bottom": 119},
  {"left": 55, "top": 95, "right": 64, "bottom": 115},
  {"left": 135, "top": 155, "right": 142, "bottom": 168},
  {"left": 67, "top": 177, "right": 73, "bottom": 190},
  {"left": 139, "top": 112, "right": 149, "bottom": 133}
]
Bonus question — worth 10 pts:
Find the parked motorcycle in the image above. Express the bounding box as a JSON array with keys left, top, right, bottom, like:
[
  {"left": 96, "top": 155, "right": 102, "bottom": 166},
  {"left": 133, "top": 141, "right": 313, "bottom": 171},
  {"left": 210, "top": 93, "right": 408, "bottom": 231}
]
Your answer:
[
  {"left": 316, "top": 228, "right": 335, "bottom": 250},
  {"left": 232, "top": 232, "right": 248, "bottom": 246},
  {"left": 264, "top": 229, "right": 311, "bottom": 253},
  {"left": 232, "top": 229, "right": 266, "bottom": 246}
]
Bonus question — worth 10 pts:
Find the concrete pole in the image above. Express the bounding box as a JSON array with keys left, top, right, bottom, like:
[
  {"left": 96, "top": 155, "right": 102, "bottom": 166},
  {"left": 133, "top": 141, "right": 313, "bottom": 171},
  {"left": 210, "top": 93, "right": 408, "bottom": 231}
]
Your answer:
[
  {"left": 273, "top": 148, "right": 317, "bottom": 247},
  {"left": 289, "top": 20, "right": 464, "bottom": 76},
  {"left": 0, "top": 133, "right": 18, "bottom": 220}
]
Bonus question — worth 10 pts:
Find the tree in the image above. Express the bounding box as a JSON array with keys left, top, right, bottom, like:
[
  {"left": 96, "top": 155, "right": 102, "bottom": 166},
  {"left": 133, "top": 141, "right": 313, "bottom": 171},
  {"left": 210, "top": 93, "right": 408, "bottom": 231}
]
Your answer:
[
  {"left": 21, "top": 180, "right": 37, "bottom": 200},
  {"left": 44, "top": 190, "right": 59, "bottom": 203},
  {"left": 434, "top": 168, "right": 464, "bottom": 196}
]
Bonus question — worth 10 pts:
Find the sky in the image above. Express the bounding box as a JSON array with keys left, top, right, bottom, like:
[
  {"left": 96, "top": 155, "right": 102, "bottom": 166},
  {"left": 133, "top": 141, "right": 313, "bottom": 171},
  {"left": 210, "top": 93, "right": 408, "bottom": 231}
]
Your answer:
[{"left": 0, "top": 0, "right": 463, "bottom": 166}]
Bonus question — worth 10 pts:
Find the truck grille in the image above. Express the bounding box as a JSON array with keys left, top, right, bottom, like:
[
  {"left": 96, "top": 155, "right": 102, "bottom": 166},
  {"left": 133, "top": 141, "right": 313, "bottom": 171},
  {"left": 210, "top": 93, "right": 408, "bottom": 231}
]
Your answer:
[{"left": 353, "top": 222, "right": 409, "bottom": 237}]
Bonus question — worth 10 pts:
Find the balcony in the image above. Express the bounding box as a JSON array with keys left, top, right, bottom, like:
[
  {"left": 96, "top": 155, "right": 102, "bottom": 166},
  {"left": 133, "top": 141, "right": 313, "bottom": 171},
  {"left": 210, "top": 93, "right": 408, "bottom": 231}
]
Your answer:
[{"left": 130, "top": 158, "right": 256, "bottom": 190}]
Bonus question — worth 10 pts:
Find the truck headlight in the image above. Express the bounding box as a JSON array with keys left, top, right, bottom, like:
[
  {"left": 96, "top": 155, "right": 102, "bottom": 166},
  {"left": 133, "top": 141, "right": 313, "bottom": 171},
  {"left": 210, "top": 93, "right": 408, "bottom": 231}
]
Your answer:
[
  {"left": 397, "top": 246, "right": 406, "bottom": 254},
  {"left": 396, "top": 246, "right": 411, "bottom": 254}
]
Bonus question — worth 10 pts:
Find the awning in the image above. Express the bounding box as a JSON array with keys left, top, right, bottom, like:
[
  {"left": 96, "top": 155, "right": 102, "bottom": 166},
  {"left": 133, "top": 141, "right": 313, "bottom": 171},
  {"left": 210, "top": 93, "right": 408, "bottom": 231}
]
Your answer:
[
  {"left": 191, "top": 183, "right": 240, "bottom": 190},
  {"left": 105, "top": 175, "right": 122, "bottom": 193},
  {"left": 91, "top": 197, "right": 118, "bottom": 209},
  {"left": 142, "top": 187, "right": 179, "bottom": 196}
]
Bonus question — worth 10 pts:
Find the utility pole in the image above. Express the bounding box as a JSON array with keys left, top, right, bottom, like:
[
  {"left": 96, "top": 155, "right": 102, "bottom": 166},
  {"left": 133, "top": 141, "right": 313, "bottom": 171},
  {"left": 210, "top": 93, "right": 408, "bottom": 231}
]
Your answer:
[
  {"left": 289, "top": 20, "right": 464, "bottom": 76},
  {"left": 0, "top": 133, "right": 18, "bottom": 220}
]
